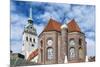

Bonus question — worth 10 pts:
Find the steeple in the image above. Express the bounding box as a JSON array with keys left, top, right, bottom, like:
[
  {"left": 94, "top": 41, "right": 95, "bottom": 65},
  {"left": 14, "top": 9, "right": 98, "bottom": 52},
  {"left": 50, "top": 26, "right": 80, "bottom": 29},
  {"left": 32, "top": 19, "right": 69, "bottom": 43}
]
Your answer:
[
  {"left": 24, "top": 6, "right": 37, "bottom": 35},
  {"left": 28, "top": 7, "right": 33, "bottom": 24},
  {"left": 22, "top": 6, "right": 38, "bottom": 62},
  {"left": 29, "top": 7, "right": 32, "bottom": 20}
]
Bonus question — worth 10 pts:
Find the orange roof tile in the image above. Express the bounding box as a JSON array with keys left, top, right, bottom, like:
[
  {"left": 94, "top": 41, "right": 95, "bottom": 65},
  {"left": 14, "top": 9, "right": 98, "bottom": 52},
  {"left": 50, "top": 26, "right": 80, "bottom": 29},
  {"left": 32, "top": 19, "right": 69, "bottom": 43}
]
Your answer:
[
  {"left": 43, "top": 18, "right": 61, "bottom": 32},
  {"left": 39, "top": 19, "right": 81, "bottom": 36},
  {"left": 67, "top": 19, "right": 81, "bottom": 32},
  {"left": 27, "top": 49, "right": 38, "bottom": 61}
]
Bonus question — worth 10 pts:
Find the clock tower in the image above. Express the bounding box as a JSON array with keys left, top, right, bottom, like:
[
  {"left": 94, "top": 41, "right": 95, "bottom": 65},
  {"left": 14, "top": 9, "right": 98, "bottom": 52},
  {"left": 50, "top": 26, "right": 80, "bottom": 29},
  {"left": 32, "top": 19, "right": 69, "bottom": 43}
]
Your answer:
[
  {"left": 67, "top": 19, "right": 86, "bottom": 63},
  {"left": 22, "top": 7, "right": 38, "bottom": 61},
  {"left": 61, "top": 23, "right": 68, "bottom": 63}
]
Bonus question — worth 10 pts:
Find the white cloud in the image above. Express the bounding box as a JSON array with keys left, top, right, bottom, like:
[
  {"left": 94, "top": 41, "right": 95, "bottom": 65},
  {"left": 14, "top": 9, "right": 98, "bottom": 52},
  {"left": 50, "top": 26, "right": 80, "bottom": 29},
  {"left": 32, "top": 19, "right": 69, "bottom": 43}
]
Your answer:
[
  {"left": 11, "top": 41, "right": 22, "bottom": 53},
  {"left": 86, "top": 38, "right": 95, "bottom": 56},
  {"left": 11, "top": 13, "right": 28, "bottom": 52},
  {"left": 85, "top": 31, "right": 95, "bottom": 39},
  {"left": 37, "top": 12, "right": 51, "bottom": 22},
  {"left": 11, "top": 13, "right": 28, "bottom": 26},
  {"left": 11, "top": 1, "right": 16, "bottom": 12},
  {"left": 11, "top": 13, "right": 28, "bottom": 40},
  {"left": 71, "top": 5, "right": 95, "bottom": 32},
  {"left": 34, "top": 24, "right": 45, "bottom": 36},
  {"left": 11, "top": 25, "right": 23, "bottom": 40}
]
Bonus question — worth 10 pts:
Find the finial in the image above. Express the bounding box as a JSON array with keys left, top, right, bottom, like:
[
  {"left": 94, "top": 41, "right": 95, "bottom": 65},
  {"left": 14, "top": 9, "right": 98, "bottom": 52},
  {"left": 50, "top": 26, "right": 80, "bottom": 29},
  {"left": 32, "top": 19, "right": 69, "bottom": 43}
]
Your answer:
[
  {"left": 61, "top": 23, "right": 67, "bottom": 29},
  {"left": 86, "top": 56, "right": 88, "bottom": 62},
  {"left": 29, "top": 7, "right": 32, "bottom": 20},
  {"left": 64, "top": 55, "right": 68, "bottom": 63},
  {"left": 28, "top": 6, "right": 33, "bottom": 24}
]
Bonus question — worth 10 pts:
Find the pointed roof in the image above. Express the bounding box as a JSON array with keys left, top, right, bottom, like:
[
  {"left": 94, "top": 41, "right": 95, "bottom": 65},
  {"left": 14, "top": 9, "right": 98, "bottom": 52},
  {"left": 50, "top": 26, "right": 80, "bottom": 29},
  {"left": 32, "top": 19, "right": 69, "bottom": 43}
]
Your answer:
[
  {"left": 28, "top": 7, "right": 33, "bottom": 20},
  {"left": 28, "top": 7, "right": 33, "bottom": 24},
  {"left": 27, "top": 49, "right": 38, "bottom": 61},
  {"left": 43, "top": 18, "right": 61, "bottom": 32},
  {"left": 67, "top": 19, "right": 81, "bottom": 32},
  {"left": 39, "top": 19, "right": 81, "bottom": 36}
]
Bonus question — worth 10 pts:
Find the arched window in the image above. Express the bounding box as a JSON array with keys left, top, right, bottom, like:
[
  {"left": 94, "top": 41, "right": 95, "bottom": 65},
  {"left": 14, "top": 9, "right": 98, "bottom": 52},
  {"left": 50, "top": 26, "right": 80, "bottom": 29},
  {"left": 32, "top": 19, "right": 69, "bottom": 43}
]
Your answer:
[
  {"left": 31, "top": 44, "right": 34, "bottom": 47},
  {"left": 69, "top": 47, "right": 75, "bottom": 59},
  {"left": 40, "top": 40, "right": 43, "bottom": 47},
  {"left": 33, "top": 38, "right": 35, "bottom": 43},
  {"left": 30, "top": 26, "right": 32, "bottom": 29},
  {"left": 47, "top": 47, "right": 53, "bottom": 60},
  {"left": 41, "top": 49, "right": 43, "bottom": 62},
  {"left": 30, "top": 38, "right": 32, "bottom": 42},
  {"left": 26, "top": 37, "right": 28, "bottom": 41},
  {"left": 79, "top": 38, "right": 82, "bottom": 45},
  {"left": 79, "top": 47, "right": 83, "bottom": 59}
]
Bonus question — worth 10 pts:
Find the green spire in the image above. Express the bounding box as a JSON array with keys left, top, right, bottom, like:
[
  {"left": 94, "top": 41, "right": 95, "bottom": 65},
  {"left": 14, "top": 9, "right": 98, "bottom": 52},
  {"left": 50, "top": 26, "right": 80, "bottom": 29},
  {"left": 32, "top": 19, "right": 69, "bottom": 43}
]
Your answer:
[{"left": 28, "top": 7, "right": 33, "bottom": 24}]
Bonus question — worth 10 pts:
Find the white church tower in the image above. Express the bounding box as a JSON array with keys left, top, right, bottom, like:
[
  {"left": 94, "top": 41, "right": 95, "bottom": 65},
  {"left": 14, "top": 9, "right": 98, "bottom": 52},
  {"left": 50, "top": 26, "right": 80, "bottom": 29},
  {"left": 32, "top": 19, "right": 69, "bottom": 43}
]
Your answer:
[{"left": 22, "top": 7, "right": 38, "bottom": 60}]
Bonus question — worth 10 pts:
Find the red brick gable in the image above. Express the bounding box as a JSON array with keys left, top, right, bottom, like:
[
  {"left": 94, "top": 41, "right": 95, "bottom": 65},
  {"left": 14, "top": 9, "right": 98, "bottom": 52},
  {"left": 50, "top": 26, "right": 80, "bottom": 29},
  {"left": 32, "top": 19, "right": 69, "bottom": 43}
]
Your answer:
[
  {"left": 39, "top": 19, "right": 81, "bottom": 37},
  {"left": 67, "top": 19, "right": 81, "bottom": 32},
  {"left": 43, "top": 18, "right": 61, "bottom": 32}
]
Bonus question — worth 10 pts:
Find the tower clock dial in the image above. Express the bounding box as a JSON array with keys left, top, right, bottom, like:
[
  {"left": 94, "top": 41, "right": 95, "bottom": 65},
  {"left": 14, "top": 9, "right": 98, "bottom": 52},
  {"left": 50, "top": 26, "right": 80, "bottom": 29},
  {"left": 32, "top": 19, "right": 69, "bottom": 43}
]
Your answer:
[
  {"left": 69, "top": 39, "right": 75, "bottom": 46},
  {"left": 47, "top": 40, "right": 53, "bottom": 46}
]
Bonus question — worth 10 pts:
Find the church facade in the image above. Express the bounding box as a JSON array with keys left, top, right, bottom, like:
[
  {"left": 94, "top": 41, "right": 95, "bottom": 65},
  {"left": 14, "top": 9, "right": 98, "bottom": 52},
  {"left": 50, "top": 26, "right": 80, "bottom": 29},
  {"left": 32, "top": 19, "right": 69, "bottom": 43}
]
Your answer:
[
  {"left": 21, "top": 8, "right": 38, "bottom": 62},
  {"left": 38, "top": 19, "right": 86, "bottom": 64},
  {"left": 21, "top": 7, "right": 86, "bottom": 64}
]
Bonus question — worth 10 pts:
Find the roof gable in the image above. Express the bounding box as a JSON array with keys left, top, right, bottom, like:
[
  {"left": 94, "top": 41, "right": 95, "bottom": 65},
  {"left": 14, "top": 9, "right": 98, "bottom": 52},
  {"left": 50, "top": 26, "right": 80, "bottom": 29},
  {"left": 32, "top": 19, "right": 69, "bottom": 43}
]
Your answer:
[
  {"left": 67, "top": 19, "right": 81, "bottom": 32},
  {"left": 43, "top": 18, "right": 61, "bottom": 32},
  {"left": 39, "top": 19, "right": 81, "bottom": 37}
]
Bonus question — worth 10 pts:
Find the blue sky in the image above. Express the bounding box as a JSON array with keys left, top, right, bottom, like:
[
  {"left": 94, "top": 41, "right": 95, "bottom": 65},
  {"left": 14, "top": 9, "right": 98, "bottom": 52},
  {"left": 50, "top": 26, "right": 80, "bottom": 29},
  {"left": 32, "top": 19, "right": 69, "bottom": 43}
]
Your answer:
[{"left": 10, "top": 1, "right": 95, "bottom": 56}]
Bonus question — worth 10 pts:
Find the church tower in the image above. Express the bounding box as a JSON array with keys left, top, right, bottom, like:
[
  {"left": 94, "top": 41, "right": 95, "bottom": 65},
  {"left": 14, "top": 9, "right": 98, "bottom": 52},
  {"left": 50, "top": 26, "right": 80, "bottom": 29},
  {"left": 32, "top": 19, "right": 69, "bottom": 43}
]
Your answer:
[
  {"left": 38, "top": 19, "right": 62, "bottom": 64},
  {"left": 38, "top": 18, "right": 86, "bottom": 64},
  {"left": 61, "top": 23, "right": 68, "bottom": 63},
  {"left": 67, "top": 19, "right": 86, "bottom": 63},
  {"left": 22, "top": 7, "right": 38, "bottom": 61}
]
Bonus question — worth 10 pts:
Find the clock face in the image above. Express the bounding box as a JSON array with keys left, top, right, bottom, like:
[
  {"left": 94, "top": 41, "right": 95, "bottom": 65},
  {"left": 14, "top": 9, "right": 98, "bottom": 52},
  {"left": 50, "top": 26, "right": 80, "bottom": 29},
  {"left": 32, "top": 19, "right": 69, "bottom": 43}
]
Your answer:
[
  {"left": 47, "top": 40, "right": 53, "bottom": 46},
  {"left": 69, "top": 39, "right": 75, "bottom": 46}
]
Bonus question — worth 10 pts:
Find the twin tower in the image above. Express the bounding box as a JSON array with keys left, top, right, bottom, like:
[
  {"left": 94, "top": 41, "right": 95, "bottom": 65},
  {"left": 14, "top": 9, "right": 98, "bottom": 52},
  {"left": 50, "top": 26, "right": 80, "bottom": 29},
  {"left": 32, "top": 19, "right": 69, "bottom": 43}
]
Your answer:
[{"left": 22, "top": 8, "right": 86, "bottom": 64}]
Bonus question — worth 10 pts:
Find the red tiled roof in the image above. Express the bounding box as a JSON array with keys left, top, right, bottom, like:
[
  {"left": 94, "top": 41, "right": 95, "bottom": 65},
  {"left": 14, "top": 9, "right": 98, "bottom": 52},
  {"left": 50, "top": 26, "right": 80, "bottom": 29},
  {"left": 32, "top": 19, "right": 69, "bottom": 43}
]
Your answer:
[
  {"left": 40, "top": 19, "right": 81, "bottom": 36},
  {"left": 27, "top": 49, "right": 38, "bottom": 61},
  {"left": 43, "top": 18, "right": 61, "bottom": 32},
  {"left": 67, "top": 19, "right": 81, "bottom": 32}
]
